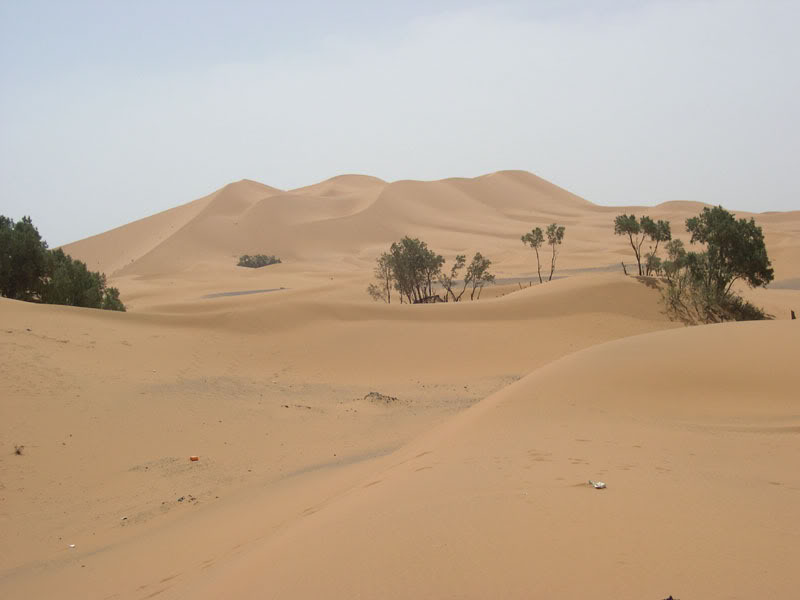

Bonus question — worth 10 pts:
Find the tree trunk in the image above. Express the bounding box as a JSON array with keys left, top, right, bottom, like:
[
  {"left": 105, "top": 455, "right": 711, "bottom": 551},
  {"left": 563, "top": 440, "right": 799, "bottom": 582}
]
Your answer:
[
  {"left": 628, "top": 233, "right": 642, "bottom": 275},
  {"left": 534, "top": 247, "right": 543, "bottom": 283},
  {"left": 637, "top": 236, "right": 646, "bottom": 276}
]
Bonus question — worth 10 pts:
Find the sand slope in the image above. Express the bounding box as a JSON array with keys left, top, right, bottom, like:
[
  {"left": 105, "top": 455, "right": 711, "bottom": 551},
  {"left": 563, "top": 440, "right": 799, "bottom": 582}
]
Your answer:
[
  {"left": 183, "top": 320, "right": 800, "bottom": 600},
  {"left": 2, "top": 170, "right": 799, "bottom": 599},
  {"left": 1, "top": 273, "right": 679, "bottom": 599},
  {"left": 59, "top": 180, "right": 279, "bottom": 276}
]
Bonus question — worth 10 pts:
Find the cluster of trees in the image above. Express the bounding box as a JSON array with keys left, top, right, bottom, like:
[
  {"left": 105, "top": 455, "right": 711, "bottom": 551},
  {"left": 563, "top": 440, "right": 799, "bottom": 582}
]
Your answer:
[
  {"left": 520, "top": 223, "right": 566, "bottom": 283},
  {"left": 0, "top": 215, "right": 125, "bottom": 311},
  {"left": 364, "top": 205, "right": 772, "bottom": 325},
  {"left": 237, "top": 254, "right": 282, "bottom": 268},
  {"left": 615, "top": 206, "right": 773, "bottom": 322},
  {"left": 367, "top": 237, "right": 495, "bottom": 303},
  {"left": 613, "top": 214, "right": 672, "bottom": 276}
]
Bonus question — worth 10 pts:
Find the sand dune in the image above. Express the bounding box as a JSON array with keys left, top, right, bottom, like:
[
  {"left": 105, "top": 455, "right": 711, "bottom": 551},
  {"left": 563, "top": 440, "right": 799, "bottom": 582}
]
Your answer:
[
  {"left": 2, "top": 170, "right": 798, "bottom": 599},
  {"left": 181, "top": 320, "right": 800, "bottom": 600},
  {"left": 62, "top": 170, "right": 800, "bottom": 283}
]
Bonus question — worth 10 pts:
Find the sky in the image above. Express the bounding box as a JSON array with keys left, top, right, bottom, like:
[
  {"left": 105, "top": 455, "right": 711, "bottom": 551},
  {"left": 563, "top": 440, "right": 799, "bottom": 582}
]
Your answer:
[{"left": 1, "top": 0, "right": 798, "bottom": 246}]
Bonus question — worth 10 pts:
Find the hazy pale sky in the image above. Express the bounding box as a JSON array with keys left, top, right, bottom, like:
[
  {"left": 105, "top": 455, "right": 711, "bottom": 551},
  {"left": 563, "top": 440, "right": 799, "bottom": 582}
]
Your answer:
[{"left": 1, "top": 0, "right": 798, "bottom": 246}]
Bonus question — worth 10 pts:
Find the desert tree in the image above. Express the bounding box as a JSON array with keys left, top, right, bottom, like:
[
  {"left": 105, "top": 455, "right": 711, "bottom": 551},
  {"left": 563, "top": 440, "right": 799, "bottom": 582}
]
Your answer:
[
  {"left": 661, "top": 239, "right": 690, "bottom": 311},
  {"left": 0, "top": 215, "right": 125, "bottom": 311},
  {"left": 521, "top": 227, "right": 545, "bottom": 283},
  {"left": 388, "top": 237, "right": 444, "bottom": 304},
  {"left": 642, "top": 217, "right": 671, "bottom": 275},
  {"left": 546, "top": 223, "right": 566, "bottom": 281},
  {"left": 437, "top": 254, "right": 468, "bottom": 302},
  {"left": 0, "top": 215, "right": 49, "bottom": 301},
  {"left": 614, "top": 214, "right": 647, "bottom": 275},
  {"left": 686, "top": 206, "right": 773, "bottom": 296},
  {"left": 101, "top": 286, "right": 126, "bottom": 311},
  {"left": 614, "top": 214, "right": 671, "bottom": 276},
  {"left": 367, "top": 252, "right": 393, "bottom": 303},
  {"left": 644, "top": 253, "right": 662, "bottom": 277},
  {"left": 466, "top": 252, "right": 495, "bottom": 300},
  {"left": 367, "top": 240, "right": 496, "bottom": 304},
  {"left": 660, "top": 207, "right": 773, "bottom": 323}
]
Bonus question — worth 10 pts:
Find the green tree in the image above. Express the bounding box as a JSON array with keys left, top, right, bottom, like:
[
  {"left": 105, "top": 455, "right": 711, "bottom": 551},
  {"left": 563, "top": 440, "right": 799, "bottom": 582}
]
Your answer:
[
  {"left": 0, "top": 215, "right": 49, "bottom": 300},
  {"left": 614, "top": 214, "right": 671, "bottom": 276},
  {"left": 367, "top": 252, "right": 393, "bottom": 303},
  {"left": 387, "top": 237, "right": 444, "bottom": 304},
  {"left": 102, "top": 286, "right": 126, "bottom": 312},
  {"left": 644, "top": 253, "right": 662, "bottom": 277},
  {"left": 614, "top": 214, "right": 646, "bottom": 275},
  {"left": 546, "top": 223, "right": 566, "bottom": 281},
  {"left": 437, "top": 254, "right": 468, "bottom": 302},
  {"left": 367, "top": 241, "right": 495, "bottom": 304},
  {"left": 521, "top": 227, "right": 545, "bottom": 283},
  {"left": 0, "top": 215, "right": 125, "bottom": 311},
  {"left": 660, "top": 207, "right": 772, "bottom": 323},
  {"left": 641, "top": 217, "right": 672, "bottom": 275},
  {"left": 686, "top": 206, "right": 773, "bottom": 296},
  {"left": 42, "top": 249, "right": 105, "bottom": 309},
  {"left": 466, "top": 252, "right": 495, "bottom": 300}
]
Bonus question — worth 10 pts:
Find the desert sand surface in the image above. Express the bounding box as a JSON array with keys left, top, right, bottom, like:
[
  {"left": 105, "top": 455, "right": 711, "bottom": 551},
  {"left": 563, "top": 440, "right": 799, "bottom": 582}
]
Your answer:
[{"left": 2, "top": 170, "right": 799, "bottom": 599}]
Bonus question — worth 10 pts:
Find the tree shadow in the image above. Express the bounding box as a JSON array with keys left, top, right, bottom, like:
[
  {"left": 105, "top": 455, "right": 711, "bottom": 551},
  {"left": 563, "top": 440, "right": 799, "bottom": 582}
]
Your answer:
[{"left": 633, "top": 275, "right": 661, "bottom": 290}]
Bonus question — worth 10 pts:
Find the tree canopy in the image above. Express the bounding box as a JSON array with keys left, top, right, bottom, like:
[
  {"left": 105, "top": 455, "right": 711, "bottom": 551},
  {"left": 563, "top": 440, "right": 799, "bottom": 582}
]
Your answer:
[
  {"left": 466, "top": 252, "right": 495, "bottom": 300},
  {"left": 367, "top": 237, "right": 493, "bottom": 303},
  {"left": 0, "top": 215, "right": 48, "bottom": 301},
  {"left": 545, "top": 223, "right": 566, "bottom": 281},
  {"left": 615, "top": 214, "right": 671, "bottom": 276},
  {"left": 661, "top": 206, "right": 772, "bottom": 323},
  {"left": 0, "top": 215, "right": 125, "bottom": 311},
  {"left": 521, "top": 223, "right": 565, "bottom": 283},
  {"left": 437, "top": 254, "right": 467, "bottom": 302},
  {"left": 386, "top": 237, "right": 444, "bottom": 304},
  {"left": 521, "top": 227, "right": 545, "bottom": 283},
  {"left": 686, "top": 206, "right": 773, "bottom": 294}
]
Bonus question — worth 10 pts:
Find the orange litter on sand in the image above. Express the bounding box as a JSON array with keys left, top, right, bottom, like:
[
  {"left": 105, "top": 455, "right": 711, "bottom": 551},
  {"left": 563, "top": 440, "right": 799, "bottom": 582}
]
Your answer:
[{"left": 189, "top": 456, "right": 199, "bottom": 462}]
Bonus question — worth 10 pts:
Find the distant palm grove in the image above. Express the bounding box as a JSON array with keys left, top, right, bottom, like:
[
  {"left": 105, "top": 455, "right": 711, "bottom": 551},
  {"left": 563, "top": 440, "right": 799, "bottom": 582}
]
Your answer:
[{"left": 0, "top": 215, "right": 125, "bottom": 311}]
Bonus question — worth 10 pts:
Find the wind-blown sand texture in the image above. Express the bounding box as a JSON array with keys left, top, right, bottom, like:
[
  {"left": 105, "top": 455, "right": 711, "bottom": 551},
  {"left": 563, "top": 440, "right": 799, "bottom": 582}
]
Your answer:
[{"left": 1, "top": 171, "right": 798, "bottom": 599}]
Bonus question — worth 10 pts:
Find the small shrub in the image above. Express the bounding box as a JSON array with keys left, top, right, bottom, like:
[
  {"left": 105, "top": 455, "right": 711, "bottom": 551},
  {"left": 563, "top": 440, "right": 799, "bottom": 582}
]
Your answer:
[{"left": 237, "top": 254, "right": 282, "bottom": 268}]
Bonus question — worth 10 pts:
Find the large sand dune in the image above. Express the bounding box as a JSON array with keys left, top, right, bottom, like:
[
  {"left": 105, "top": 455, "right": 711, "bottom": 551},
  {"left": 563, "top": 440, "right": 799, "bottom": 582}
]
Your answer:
[
  {"left": 62, "top": 170, "right": 800, "bottom": 284},
  {"left": 2, "top": 170, "right": 799, "bottom": 599}
]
